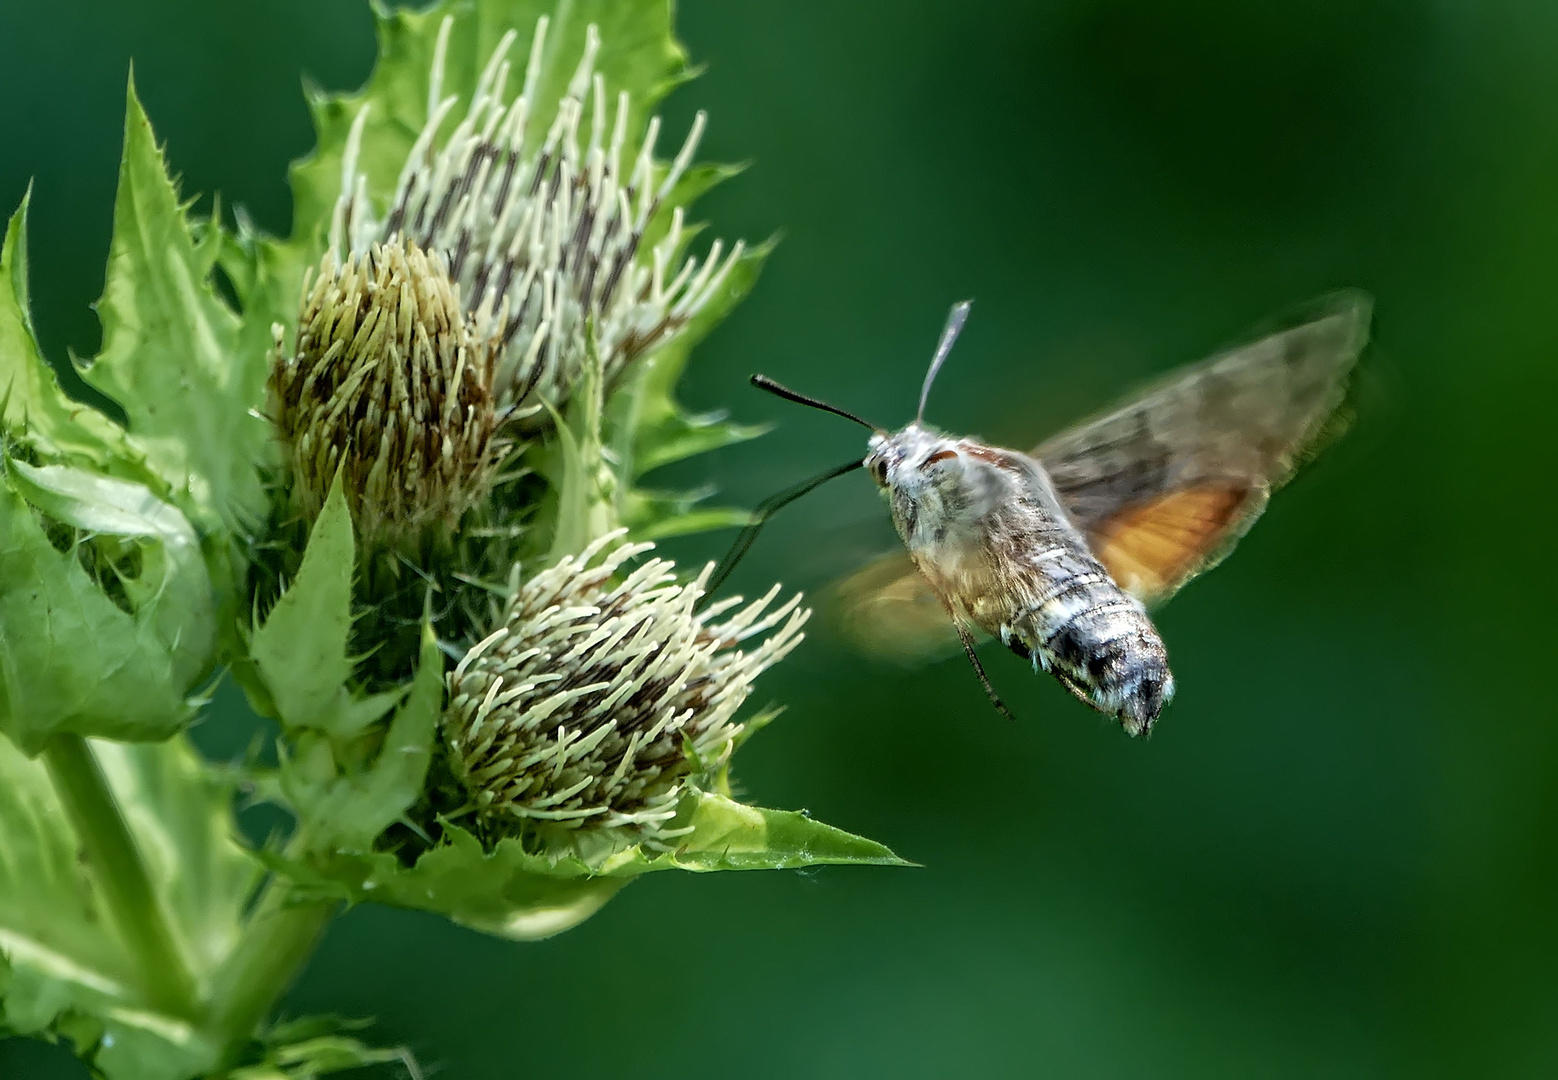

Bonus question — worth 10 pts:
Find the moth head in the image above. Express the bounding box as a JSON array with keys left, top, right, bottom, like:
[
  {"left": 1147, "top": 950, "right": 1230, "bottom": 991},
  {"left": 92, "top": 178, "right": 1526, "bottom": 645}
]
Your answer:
[
  {"left": 865, "top": 424, "right": 960, "bottom": 493},
  {"left": 728, "top": 300, "right": 976, "bottom": 580}
]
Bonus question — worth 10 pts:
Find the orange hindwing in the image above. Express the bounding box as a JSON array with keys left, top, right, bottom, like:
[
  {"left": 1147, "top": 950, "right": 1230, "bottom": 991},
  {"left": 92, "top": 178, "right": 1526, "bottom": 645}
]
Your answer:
[{"left": 1090, "top": 481, "right": 1263, "bottom": 605}]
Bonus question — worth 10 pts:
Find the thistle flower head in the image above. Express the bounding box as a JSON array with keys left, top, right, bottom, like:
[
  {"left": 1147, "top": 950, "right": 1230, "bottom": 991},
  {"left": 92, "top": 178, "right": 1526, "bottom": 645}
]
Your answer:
[
  {"left": 268, "top": 238, "right": 501, "bottom": 548},
  {"left": 443, "top": 530, "right": 808, "bottom": 851},
  {"left": 331, "top": 16, "right": 742, "bottom": 416}
]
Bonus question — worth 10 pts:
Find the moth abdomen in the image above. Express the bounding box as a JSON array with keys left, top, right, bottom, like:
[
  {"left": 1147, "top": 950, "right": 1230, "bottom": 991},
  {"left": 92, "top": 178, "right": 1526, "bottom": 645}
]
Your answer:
[
  {"left": 1049, "top": 615, "right": 1173, "bottom": 737},
  {"left": 1002, "top": 541, "right": 1175, "bottom": 736}
]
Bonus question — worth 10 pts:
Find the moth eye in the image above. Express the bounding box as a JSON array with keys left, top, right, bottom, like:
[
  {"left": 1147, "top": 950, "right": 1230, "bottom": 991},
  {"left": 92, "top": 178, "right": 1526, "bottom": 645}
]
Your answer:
[
  {"left": 921, "top": 449, "right": 958, "bottom": 470},
  {"left": 869, "top": 459, "right": 888, "bottom": 483}
]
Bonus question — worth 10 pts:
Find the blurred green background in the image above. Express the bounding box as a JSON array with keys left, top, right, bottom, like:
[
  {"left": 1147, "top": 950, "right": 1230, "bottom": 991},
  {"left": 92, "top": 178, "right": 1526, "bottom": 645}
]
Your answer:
[{"left": 4, "top": 0, "right": 1557, "bottom": 1076}]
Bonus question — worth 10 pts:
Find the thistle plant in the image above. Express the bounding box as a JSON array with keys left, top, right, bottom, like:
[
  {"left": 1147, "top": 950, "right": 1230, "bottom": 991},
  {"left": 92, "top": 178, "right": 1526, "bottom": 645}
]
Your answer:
[{"left": 0, "top": 4, "right": 902, "bottom": 1078}]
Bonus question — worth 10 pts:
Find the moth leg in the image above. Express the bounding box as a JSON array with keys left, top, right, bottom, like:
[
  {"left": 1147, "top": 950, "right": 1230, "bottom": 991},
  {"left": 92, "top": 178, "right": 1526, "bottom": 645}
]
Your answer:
[{"left": 955, "top": 622, "right": 1015, "bottom": 721}]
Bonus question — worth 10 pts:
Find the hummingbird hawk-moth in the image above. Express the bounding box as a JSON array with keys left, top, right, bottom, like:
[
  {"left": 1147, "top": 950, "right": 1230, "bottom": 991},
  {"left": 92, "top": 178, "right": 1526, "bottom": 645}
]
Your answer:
[{"left": 726, "top": 292, "right": 1371, "bottom": 736}]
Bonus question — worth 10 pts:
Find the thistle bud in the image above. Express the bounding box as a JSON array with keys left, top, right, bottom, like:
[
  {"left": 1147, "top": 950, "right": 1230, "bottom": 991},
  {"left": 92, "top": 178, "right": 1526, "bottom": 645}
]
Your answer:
[
  {"left": 331, "top": 16, "right": 743, "bottom": 417},
  {"left": 444, "top": 531, "right": 808, "bottom": 850},
  {"left": 268, "top": 239, "right": 501, "bottom": 548}
]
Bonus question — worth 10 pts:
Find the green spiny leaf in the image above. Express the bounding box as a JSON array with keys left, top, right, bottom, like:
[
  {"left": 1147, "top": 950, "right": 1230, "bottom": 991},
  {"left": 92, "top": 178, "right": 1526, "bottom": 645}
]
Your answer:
[
  {"left": 367, "top": 825, "right": 630, "bottom": 941},
  {"left": 8, "top": 458, "right": 218, "bottom": 692},
  {"left": 290, "top": 625, "right": 444, "bottom": 852},
  {"left": 335, "top": 625, "right": 443, "bottom": 844},
  {"left": 619, "top": 485, "right": 751, "bottom": 542},
  {"left": 0, "top": 191, "right": 156, "bottom": 484},
  {"left": 606, "top": 244, "right": 771, "bottom": 542},
  {"left": 91, "top": 741, "right": 264, "bottom": 988},
  {"left": 619, "top": 244, "right": 772, "bottom": 476},
  {"left": 250, "top": 474, "right": 357, "bottom": 734},
  {"left": 82, "top": 76, "right": 270, "bottom": 534},
  {"left": 669, "top": 791, "right": 909, "bottom": 872},
  {"left": 267, "top": 787, "right": 903, "bottom": 943},
  {"left": 0, "top": 468, "right": 193, "bottom": 755},
  {"left": 0, "top": 735, "right": 260, "bottom": 1079},
  {"left": 232, "top": 1020, "right": 416, "bottom": 1080},
  {"left": 631, "top": 411, "right": 770, "bottom": 480},
  {"left": 543, "top": 336, "right": 618, "bottom": 560},
  {"left": 640, "top": 160, "right": 747, "bottom": 253},
  {"left": 215, "top": 211, "right": 302, "bottom": 449}
]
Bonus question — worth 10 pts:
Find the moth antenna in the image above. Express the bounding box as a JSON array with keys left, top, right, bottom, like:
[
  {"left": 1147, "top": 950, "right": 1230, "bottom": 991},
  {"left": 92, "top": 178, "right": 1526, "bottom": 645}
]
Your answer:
[
  {"left": 707, "top": 457, "right": 866, "bottom": 593},
  {"left": 751, "top": 374, "right": 883, "bottom": 433},
  {"left": 917, "top": 300, "right": 973, "bottom": 423},
  {"left": 954, "top": 621, "right": 1015, "bottom": 720}
]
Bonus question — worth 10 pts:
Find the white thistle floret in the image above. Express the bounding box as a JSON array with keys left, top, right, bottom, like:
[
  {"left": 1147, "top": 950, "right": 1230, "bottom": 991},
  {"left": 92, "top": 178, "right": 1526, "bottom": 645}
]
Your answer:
[
  {"left": 331, "top": 15, "right": 743, "bottom": 417},
  {"left": 443, "top": 530, "right": 808, "bottom": 849}
]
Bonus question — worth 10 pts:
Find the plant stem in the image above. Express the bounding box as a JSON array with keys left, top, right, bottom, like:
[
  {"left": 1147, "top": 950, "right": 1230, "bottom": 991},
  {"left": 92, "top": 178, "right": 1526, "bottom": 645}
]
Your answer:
[
  {"left": 206, "top": 872, "right": 336, "bottom": 1052},
  {"left": 42, "top": 732, "right": 201, "bottom": 1019}
]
